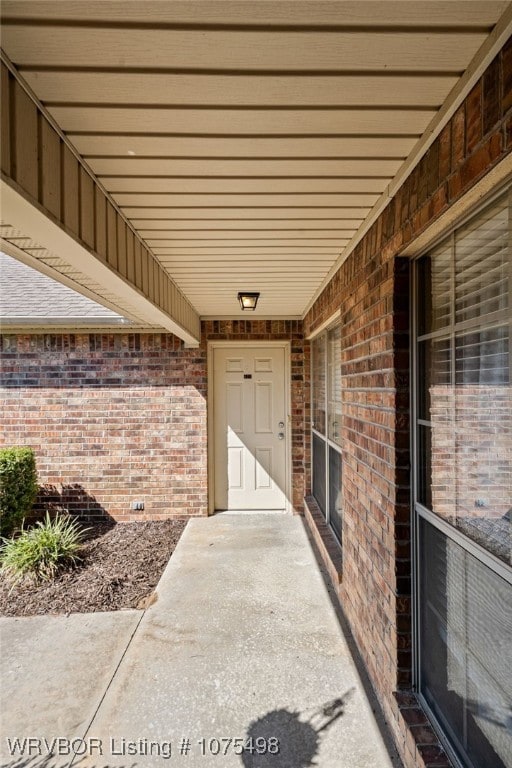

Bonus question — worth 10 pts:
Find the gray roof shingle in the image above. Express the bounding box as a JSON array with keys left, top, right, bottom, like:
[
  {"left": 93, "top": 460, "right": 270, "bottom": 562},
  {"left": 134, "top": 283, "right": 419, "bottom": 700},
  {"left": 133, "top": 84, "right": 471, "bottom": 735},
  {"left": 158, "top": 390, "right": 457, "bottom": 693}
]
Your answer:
[{"left": 0, "top": 253, "right": 129, "bottom": 323}]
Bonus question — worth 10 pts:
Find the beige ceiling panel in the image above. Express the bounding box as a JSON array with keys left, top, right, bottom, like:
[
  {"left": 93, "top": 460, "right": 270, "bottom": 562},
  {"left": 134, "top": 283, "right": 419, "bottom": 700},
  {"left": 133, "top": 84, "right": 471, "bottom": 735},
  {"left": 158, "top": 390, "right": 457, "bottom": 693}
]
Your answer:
[
  {"left": 146, "top": 238, "right": 348, "bottom": 248},
  {"left": 154, "top": 253, "right": 346, "bottom": 262},
  {"left": 152, "top": 247, "right": 342, "bottom": 256},
  {"left": 183, "top": 281, "right": 318, "bottom": 289},
  {"left": 131, "top": 219, "right": 364, "bottom": 230},
  {"left": 184, "top": 285, "right": 317, "bottom": 292},
  {"left": 180, "top": 269, "right": 325, "bottom": 277},
  {"left": 90, "top": 159, "right": 403, "bottom": 177},
  {"left": 160, "top": 260, "right": 334, "bottom": 268},
  {"left": 114, "top": 194, "right": 380, "bottom": 206},
  {"left": 185, "top": 283, "right": 318, "bottom": 289},
  {"left": 2, "top": 1, "right": 506, "bottom": 26},
  {"left": 122, "top": 207, "right": 372, "bottom": 219},
  {"left": 103, "top": 178, "right": 390, "bottom": 194},
  {"left": 72, "top": 136, "right": 419, "bottom": 158},
  {"left": 139, "top": 229, "right": 354, "bottom": 239},
  {"left": 198, "top": 306, "right": 308, "bottom": 316},
  {"left": 180, "top": 286, "right": 320, "bottom": 292},
  {"left": 23, "top": 71, "right": 458, "bottom": 107},
  {"left": 176, "top": 277, "right": 319, "bottom": 285},
  {"left": 181, "top": 288, "right": 316, "bottom": 296},
  {"left": 167, "top": 270, "right": 329, "bottom": 278},
  {"left": 197, "top": 309, "right": 306, "bottom": 317},
  {"left": 48, "top": 106, "right": 436, "bottom": 134},
  {"left": 2, "top": 27, "right": 486, "bottom": 71},
  {"left": 163, "top": 268, "right": 336, "bottom": 276}
]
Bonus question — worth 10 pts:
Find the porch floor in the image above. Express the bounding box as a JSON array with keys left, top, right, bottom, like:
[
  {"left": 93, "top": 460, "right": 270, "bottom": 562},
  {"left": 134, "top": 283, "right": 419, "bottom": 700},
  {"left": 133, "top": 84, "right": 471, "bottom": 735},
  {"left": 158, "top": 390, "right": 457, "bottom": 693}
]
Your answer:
[{"left": 1, "top": 514, "right": 402, "bottom": 767}]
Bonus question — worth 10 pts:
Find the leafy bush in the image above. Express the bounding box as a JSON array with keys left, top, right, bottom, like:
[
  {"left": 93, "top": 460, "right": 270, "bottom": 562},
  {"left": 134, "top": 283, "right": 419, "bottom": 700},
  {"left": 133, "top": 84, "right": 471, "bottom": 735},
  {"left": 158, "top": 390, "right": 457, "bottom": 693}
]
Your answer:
[
  {"left": 0, "top": 512, "right": 88, "bottom": 583},
  {"left": 0, "top": 447, "right": 38, "bottom": 536}
]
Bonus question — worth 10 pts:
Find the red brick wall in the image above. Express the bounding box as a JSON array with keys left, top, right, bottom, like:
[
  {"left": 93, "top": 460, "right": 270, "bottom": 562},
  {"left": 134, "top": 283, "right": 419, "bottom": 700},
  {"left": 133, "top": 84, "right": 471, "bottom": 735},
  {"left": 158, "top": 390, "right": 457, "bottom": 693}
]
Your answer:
[
  {"left": 0, "top": 320, "right": 306, "bottom": 520},
  {"left": 0, "top": 333, "right": 208, "bottom": 520},
  {"left": 303, "top": 40, "right": 512, "bottom": 768}
]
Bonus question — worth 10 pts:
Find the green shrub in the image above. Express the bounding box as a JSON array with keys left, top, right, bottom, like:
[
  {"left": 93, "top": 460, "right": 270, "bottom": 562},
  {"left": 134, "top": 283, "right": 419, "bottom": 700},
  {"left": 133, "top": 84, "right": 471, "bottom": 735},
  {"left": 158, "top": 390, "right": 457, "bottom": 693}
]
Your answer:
[
  {"left": 0, "top": 447, "right": 39, "bottom": 536},
  {"left": 0, "top": 512, "right": 88, "bottom": 583}
]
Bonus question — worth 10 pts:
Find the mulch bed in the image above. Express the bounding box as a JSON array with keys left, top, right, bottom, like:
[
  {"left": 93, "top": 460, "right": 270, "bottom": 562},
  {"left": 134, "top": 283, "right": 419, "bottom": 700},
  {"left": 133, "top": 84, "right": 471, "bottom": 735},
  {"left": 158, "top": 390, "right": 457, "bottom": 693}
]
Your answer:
[{"left": 0, "top": 519, "right": 187, "bottom": 617}]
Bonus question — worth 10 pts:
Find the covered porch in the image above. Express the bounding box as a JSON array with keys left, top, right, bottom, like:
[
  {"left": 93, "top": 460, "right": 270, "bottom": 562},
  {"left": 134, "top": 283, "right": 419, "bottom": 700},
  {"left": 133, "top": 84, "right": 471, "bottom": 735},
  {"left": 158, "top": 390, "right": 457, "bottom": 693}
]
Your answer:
[{"left": 1, "top": 4, "right": 511, "bottom": 768}]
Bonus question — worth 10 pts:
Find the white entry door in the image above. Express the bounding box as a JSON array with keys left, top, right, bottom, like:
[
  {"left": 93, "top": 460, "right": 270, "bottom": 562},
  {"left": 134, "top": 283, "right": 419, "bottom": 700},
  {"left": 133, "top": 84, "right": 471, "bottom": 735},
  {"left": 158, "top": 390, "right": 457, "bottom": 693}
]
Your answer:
[{"left": 213, "top": 345, "right": 288, "bottom": 511}]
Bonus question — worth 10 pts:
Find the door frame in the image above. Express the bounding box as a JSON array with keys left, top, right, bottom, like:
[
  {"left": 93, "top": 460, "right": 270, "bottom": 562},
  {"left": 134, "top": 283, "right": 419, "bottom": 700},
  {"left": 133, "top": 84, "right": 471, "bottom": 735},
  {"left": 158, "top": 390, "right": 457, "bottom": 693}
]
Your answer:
[{"left": 207, "top": 340, "right": 292, "bottom": 515}]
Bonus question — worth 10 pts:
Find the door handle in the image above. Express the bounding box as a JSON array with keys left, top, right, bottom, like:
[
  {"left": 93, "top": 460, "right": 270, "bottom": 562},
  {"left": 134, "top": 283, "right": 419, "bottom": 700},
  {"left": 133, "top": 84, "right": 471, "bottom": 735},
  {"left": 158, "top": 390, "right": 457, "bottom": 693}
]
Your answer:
[{"left": 278, "top": 432, "right": 285, "bottom": 440}]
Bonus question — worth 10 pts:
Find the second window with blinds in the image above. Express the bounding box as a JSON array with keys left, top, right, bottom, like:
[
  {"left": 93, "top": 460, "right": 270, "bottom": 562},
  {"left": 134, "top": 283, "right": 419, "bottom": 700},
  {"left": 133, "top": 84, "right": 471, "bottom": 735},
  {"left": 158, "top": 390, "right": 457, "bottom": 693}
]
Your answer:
[
  {"left": 413, "top": 186, "right": 511, "bottom": 768},
  {"left": 311, "top": 322, "right": 343, "bottom": 543}
]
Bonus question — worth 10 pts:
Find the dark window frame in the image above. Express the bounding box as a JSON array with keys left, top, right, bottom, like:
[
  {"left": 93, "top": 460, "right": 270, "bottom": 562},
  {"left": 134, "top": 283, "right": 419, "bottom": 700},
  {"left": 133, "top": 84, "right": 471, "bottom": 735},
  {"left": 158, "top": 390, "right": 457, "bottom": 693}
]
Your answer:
[
  {"left": 412, "top": 185, "right": 512, "bottom": 768},
  {"left": 311, "top": 319, "right": 343, "bottom": 544}
]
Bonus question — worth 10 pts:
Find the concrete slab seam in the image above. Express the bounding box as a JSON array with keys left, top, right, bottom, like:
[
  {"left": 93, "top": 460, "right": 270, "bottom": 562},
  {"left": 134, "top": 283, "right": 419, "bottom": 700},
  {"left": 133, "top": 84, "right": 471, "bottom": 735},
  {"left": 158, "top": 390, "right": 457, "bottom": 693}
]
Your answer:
[
  {"left": 67, "top": 609, "right": 146, "bottom": 768},
  {"left": 67, "top": 520, "right": 194, "bottom": 767}
]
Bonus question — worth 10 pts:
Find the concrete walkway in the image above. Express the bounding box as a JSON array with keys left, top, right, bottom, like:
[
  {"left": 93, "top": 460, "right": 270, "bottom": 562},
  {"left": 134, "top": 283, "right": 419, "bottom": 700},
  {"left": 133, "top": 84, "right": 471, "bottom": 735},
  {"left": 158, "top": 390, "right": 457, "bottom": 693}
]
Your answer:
[{"left": 1, "top": 514, "right": 402, "bottom": 768}]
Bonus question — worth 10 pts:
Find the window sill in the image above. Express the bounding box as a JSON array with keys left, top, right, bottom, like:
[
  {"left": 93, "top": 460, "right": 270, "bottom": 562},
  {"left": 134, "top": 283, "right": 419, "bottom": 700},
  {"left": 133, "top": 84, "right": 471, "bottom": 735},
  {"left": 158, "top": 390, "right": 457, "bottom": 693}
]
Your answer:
[{"left": 304, "top": 496, "right": 343, "bottom": 587}]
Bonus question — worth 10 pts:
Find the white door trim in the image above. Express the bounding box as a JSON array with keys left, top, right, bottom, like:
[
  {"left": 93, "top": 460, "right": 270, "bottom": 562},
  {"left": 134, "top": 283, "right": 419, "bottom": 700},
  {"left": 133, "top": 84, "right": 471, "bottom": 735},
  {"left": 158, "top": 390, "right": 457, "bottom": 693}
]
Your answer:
[{"left": 207, "top": 340, "right": 292, "bottom": 515}]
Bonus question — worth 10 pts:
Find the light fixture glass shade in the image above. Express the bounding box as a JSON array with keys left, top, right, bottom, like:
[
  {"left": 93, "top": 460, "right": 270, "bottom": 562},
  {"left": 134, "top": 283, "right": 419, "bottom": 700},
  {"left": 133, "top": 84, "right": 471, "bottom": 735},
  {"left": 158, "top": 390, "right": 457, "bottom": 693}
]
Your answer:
[{"left": 237, "top": 292, "right": 260, "bottom": 311}]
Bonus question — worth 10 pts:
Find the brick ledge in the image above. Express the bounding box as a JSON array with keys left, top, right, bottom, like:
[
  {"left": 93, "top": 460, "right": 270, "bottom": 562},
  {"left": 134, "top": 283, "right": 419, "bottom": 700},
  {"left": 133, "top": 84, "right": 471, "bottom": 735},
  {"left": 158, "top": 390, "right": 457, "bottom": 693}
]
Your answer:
[
  {"left": 303, "top": 496, "right": 343, "bottom": 586},
  {"left": 392, "top": 692, "right": 451, "bottom": 768}
]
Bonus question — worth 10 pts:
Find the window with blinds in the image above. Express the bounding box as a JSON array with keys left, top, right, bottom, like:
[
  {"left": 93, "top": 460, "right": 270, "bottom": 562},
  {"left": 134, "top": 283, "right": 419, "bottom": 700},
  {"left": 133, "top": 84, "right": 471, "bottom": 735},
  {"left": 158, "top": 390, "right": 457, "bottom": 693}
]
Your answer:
[
  {"left": 414, "top": 186, "right": 512, "bottom": 768},
  {"left": 312, "top": 333, "right": 326, "bottom": 436},
  {"left": 327, "top": 323, "right": 342, "bottom": 447},
  {"left": 415, "top": 189, "right": 511, "bottom": 564},
  {"left": 455, "top": 199, "right": 509, "bottom": 324},
  {"left": 419, "top": 520, "right": 512, "bottom": 768},
  {"left": 311, "top": 321, "right": 343, "bottom": 543}
]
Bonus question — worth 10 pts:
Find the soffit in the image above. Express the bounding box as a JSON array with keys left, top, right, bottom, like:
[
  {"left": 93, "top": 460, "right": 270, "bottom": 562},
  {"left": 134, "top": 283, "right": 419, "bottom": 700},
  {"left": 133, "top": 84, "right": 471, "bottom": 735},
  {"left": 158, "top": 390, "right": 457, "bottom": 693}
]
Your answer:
[
  {"left": 0, "top": 225, "right": 153, "bottom": 327},
  {"left": 0, "top": 0, "right": 509, "bottom": 317}
]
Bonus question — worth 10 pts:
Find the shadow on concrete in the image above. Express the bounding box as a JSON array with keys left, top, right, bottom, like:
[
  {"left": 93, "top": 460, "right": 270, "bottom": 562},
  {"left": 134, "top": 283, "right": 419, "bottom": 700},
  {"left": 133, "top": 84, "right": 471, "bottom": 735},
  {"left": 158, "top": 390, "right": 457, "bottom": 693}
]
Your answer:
[
  {"left": 242, "top": 690, "right": 354, "bottom": 767},
  {"left": 300, "top": 518, "right": 404, "bottom": 768}
]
